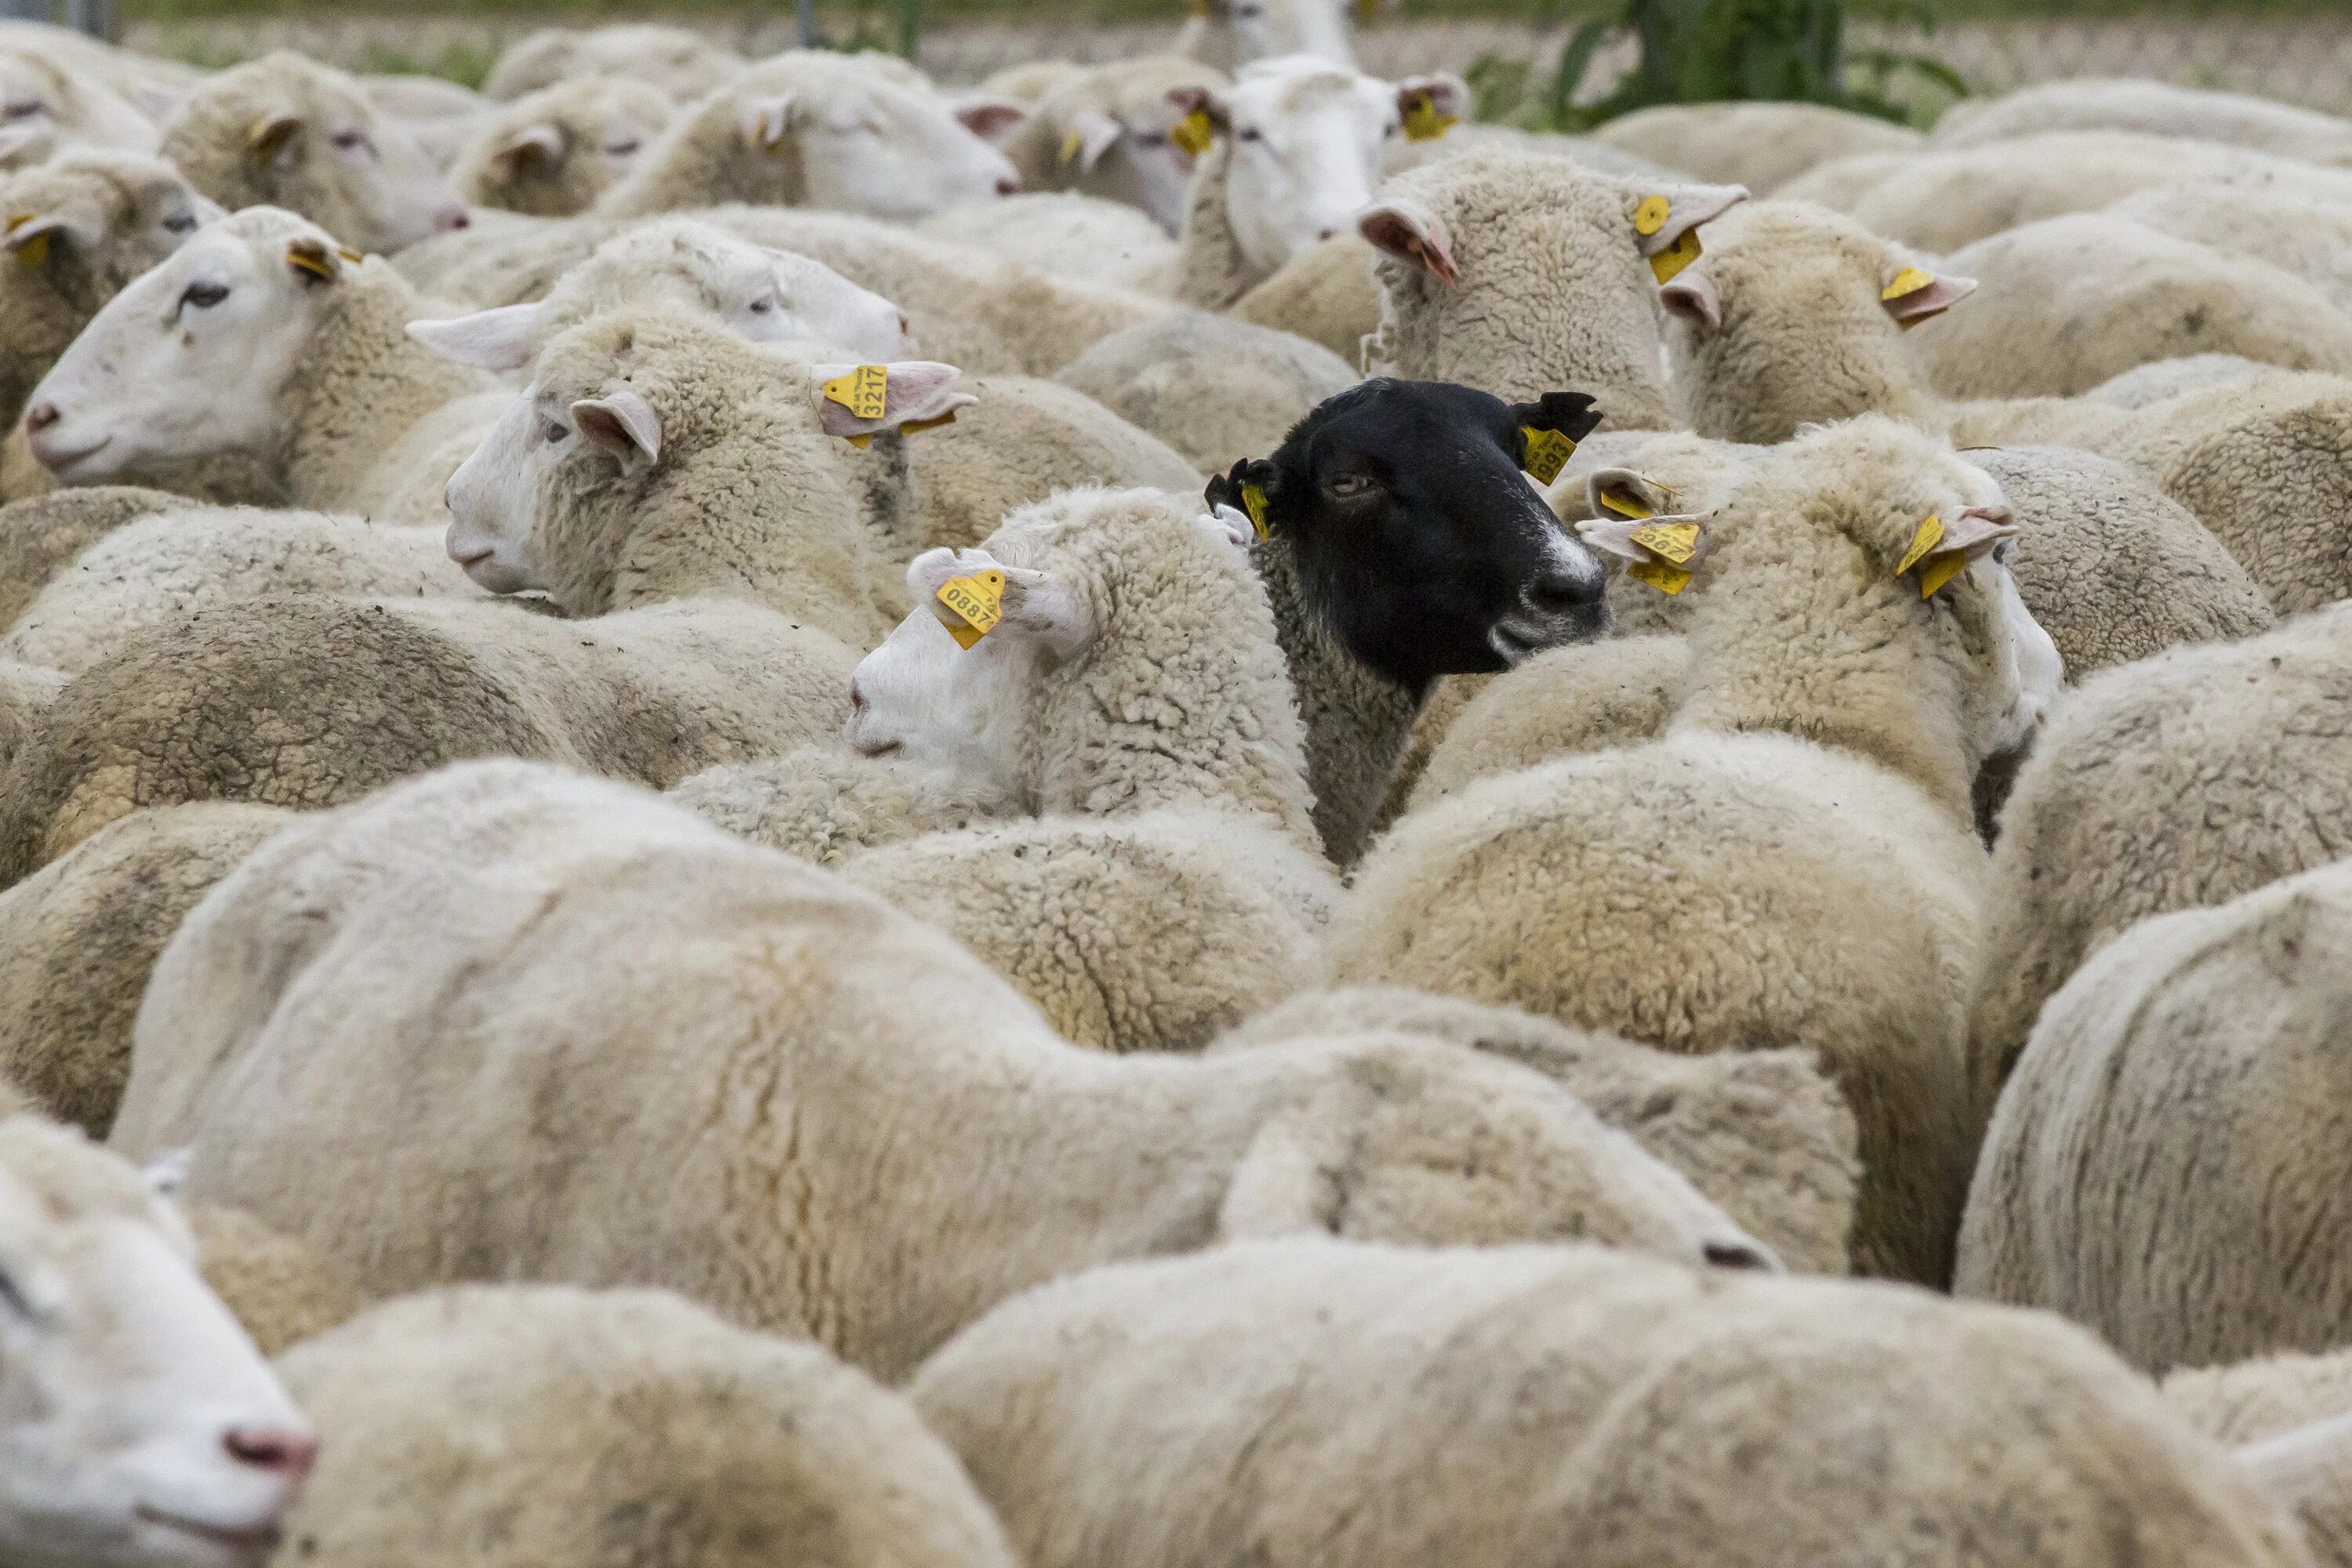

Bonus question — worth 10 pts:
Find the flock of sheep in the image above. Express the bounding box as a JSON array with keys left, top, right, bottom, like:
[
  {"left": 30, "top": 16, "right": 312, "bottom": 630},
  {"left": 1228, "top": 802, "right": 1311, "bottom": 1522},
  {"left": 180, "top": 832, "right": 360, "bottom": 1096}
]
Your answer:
[{"left": 2, "top": 0, "right": 2352, "bottom": 1564}]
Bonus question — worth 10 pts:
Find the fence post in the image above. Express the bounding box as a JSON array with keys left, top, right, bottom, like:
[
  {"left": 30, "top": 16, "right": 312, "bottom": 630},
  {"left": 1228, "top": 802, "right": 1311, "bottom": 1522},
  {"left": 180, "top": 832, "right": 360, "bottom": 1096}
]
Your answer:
[
  {"left": 64, "top": 0, "right": 116, "bottom": 38},
  {"left": 0, "top": 0, "right": 54, "bottom": 22},
  {"left": 797, "top": 0, "right": 818, "bottom": 47}
]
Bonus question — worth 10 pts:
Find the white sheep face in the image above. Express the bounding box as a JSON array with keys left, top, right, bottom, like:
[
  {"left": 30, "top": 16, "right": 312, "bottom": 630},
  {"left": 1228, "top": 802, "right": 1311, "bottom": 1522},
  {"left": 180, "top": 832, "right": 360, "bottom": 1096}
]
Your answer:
[
  {"left": 23, "top": 213, "right": 343, "bottom": 484},
  {"left": 0, "top": 49, "right": 158, "bottom": 155},
  {"left": 410, "top": 222, "right": 912, "bottom": 373},
  {"left": 262, "top": 75, "right": 469, "bottom": 252},
  {"left": 440, "top": 387, "right": 553, "bottom": 593},
  {"left": 0, "top": 1127, "right": 313, "bottom": 1568},
  {"left": 1065, "top": 95, "right": 1208, "bottom": 235},
  {"left": 779, "top": 72, "right": 1018, "bottom": 222},
  {"left": 1221, "top": 58, "right": 1406, "bottom": 274},
  {"left": 1218, "top": 0, "right": 1355, "bottom": 67}
]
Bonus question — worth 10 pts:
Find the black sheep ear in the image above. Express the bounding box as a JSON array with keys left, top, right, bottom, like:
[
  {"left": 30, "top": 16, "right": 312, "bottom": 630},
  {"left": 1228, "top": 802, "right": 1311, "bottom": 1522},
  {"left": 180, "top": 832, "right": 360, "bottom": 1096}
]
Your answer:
[
  {"left": 1511, "top": 391, "right": 1605, "bottom": 486},
  {"left": 1207, "top": 459, "right": 1279, "bottom": 543}
]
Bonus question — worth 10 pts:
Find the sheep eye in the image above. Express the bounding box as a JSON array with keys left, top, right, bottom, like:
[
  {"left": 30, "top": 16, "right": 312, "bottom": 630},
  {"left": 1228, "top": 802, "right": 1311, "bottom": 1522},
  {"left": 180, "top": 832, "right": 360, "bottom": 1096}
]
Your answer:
[
  {"left": 180, "top": 281, "right": 228, "bottom": 310},
  {"left": 162, "top": 210, "right": 197, "bottom": 234},
  {"left": 1323, "top": 473, "right": 1377, "bottom": 500},
  {"left": 1383, "top": 122, "right": 1399, "bottom": 137},
  {"left": 331, "top": 129, "right": 374, "bottom": 155},
  {"left": 1236, "top": 126, "right": 1263, "bottom": 143},
  {"left": 0, "top": 1268, "right": 33, "bottom": 1322},
  {"left": 604, "top": 139, "right": 641, "bottom": 157},
  {"left": 1, "top": 101, "right": 39, "bottom": 122},
  {"left": 544, "top": 421, "right": 570, "bottom": 444},
  {"left": 1135, "top": 131, "right": 1168, "bottom": 148},
  {"left": 749, "top": 296, "right": 775, "bottom": 314},
  {"left": 1993, "top": 539, "right": 2017, "bottom": 567}
]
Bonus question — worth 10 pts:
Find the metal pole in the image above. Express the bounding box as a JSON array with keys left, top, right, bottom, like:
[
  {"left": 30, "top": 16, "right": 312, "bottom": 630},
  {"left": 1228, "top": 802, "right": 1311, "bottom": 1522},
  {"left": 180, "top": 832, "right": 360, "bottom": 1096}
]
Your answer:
[
  {"left": 0, "top": 0, "right": 56, "bottom": 24},
  {"left": 797, "top": 0, "right": 819, "bottom": 48}
]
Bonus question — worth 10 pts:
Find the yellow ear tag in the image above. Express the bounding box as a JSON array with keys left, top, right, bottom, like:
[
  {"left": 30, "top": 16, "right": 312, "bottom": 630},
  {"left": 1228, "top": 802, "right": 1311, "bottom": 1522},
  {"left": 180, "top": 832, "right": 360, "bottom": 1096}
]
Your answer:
[
  {"left": 1627, "top": 557, "right": 1694, "bottom": 595},
  {"left": 822, "top": 364, "right": 890, "bottom": 421},
  {"left": 1633, "top": 194, "right": 1671, "bottom": 237},
  {"left": 1649, "top": 228, "right": 1701, "bottom": 285},
  {"left": 1897, "top": 512, "right": 1944, "bottom": 576},
  {"left": 1630, "top": 520, "right": 1700, "bottom": 565},
  {"left": 1917, "top": 551, "right": 1969, "bottom": 600},
  {"left": 1599, "top": 485, "right": 1654, "bottom": 520},
  {"left": 899, "top": 409, "right": 958, "bottom": 435},
  {"left": 1240, "top": 481, "right": 1271, "bottom": 543},
  {"left": 935, "top": 568, "right": 1006, "bottom": 650},
  {"left": 337, "top": 247, "right": 363, "bottom": 263},
  {"left": 8, "top": 216, "right": 47, "bottom": 271},
  {"left": 1882, "top": 267, "right": 1933, "bottom": 303},
  {"left": 1059, "top": 127, "right": 1085, "bottom": 165},
  {"left": 285, "top": 246, "right": 333, "bottom": 279},
  {"left": 1171, "top": 109, "right": 1214, "bottom": 158},
  {"left": 1402, "top": 93, "right": 1456, "bottom": 143},
  {"left": 1520, "top": 426, "right": 1577, "bottom": 486}
]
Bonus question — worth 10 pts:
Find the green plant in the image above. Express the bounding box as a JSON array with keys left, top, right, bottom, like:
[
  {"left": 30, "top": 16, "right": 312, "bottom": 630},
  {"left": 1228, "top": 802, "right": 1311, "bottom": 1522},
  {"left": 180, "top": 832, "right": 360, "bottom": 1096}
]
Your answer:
[{"left": 1473, "top": 0, "right": 1965, "bottom": 132}]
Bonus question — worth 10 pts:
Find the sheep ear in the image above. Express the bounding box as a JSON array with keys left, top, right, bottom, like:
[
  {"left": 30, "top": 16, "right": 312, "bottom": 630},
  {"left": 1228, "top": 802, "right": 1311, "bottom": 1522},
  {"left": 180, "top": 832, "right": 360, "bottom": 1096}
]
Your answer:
[
  {"left": 4, "top": 207, "right": 100, "bottom": 274},
  {"left": 1359, "top": 197, "right": 1458, "bottom": 288},
  {"left": 1583, "top": 466, "right": 1678, "bottom": 527},
  {"left": 955, "top": 96, "right": 1029, "bottom": 145},
  {"left": 994, "top": 565, "right": 1094, "bottom": 659},
  {"left": 1202, "top": 504, "right": 1256, "bottom": 550},
  {"left": 1900, "top": 505, "right": 2018, "bottom": 598},
  {"left": 1577, "top": 509, "right": 1712, "bottom": 565},
  {"left": 1395, "top": 72, "right": 1467, "bottom": 140},
  {"left": 740, "top": 93, "right": 797, "bottom": 151},
  {"left": 407, "top": 303, "right": 545, "bottom": 371},
  {"left": 1205, "top": 458, "right": 1279, "bottom": 543},
  {"left": 490, "top": 122, "right": 566, "bottom": 172},
  {"left": 812, "top": 361, "right": 975, "bottom": 442},
  {"left": 1881, "top": 263, "right": 1976, "bottom": 328},
  {"left": 571, "top": 387, "right": 662, "bottom": 474},
  {"left": 283, "top": 237, "right": 344, "bottom": 285},
  {"left": 1062, "top": 109, "right": 1123, "bottom": 172},
  {"left": 1630, "top": 183, "right": 1747, "bottom": 283},
  {"left": 1167, "top": 85, "right": 1228, "bottom": 134},
  {"left": 1659, "top": 269, "right": 1721, "bottom": 329},
  {"left": 245, "top": 111, "right": 303, "bottom": 168},
  {"left": 911, "top": 549, "right": 1093, "bottom": 657}
]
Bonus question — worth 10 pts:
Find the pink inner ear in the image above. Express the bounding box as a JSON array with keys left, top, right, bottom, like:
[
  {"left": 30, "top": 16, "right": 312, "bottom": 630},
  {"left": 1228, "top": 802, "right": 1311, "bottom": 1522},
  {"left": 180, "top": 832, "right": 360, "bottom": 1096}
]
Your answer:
[
  {"left": 1359, "top": 205, "right": 1459, "bottom": 287},
  {"left": 956, "top": 100, "right": 1028, "bottom": 141},
  {"left": 1659, "top": 272, "right": 1720, "bottom": 329},
  {"left": 1884, "top": 273, "right": 1977, "bottom": 325}
]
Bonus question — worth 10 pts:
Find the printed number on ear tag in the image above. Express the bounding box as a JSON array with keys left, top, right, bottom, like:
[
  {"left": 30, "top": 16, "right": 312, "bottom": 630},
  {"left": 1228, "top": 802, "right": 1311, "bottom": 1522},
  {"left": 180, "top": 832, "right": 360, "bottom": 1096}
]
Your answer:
[
  {"left": 1402, "top": 93, "right": 1456, "bottom": 142},
  {"left": 1240, "top": 481, "right": 1271, "bottom": 543},
  {"left": 1649, "top": 229, "right": 1701, "bottom": 285},
  {"left": 1171, "top": 109, "right": 1215, "bottom": 158},
  {"left": 1520, "top": 426, "right": 1578, "bottom": 486},
  {"left": 935, "top": 570, "right": 1006, "bottom": 650},
  {"left": 822, "top": 365, "right": 890, "bottom": 421},
  {"left": 1630, "top": 521, "right": 1700, "bottom": 565}
]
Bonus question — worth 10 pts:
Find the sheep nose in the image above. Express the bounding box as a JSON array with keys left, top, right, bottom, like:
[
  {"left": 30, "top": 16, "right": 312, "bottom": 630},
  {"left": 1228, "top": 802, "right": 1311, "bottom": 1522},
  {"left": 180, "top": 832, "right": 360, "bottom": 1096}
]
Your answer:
[
  {"left": 438, "top": 205, "right": 471, "bottom": 232},
  {"left": 1317, "top": 225, "right": 1340, "bottom": 241},
  {"left": 23, "top": 402, "right": 58, "bottom": 434},
  {"left": 895, "top": 308, "right": 910, "bottom": 336},
  {"left": 1526, "top": 570, "right": 1604, "bottom": 615},
  {"left": 849, "top": 676, "right": 868, "bottom": 713},
  {"left": 223, "top": 1428, "right": 318, "bottom": 1479},
  {"left": 995, "top": 175, "right": 1021, "bottom": 196}
]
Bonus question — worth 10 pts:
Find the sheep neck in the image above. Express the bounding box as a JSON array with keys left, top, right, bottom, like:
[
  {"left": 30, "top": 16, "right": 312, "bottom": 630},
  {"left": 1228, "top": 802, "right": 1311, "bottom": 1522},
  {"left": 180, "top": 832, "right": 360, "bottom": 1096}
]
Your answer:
[
  {"left": 1672, "top": 525, "right": 1980, "bottom": 826},
  {"left": 280, "top": 271, "right": 492, "bottom": 511},
  {"left": 1172, "top": 140, "right": 1259, "bottom": 310},
  {"left": 1251, "top": 537, "right": 1420, "bottom": 865}
]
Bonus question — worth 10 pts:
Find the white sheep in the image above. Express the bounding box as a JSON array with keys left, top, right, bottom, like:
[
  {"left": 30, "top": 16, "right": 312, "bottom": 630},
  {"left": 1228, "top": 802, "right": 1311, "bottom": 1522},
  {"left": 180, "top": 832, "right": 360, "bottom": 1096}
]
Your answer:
[
  {"left": 1907, "top": 212, "right": 2352, "bottom": 398},
  {"left": 1964, "top": 601, "right": 2352, "bottom": 1127},
  {"left": 0, "top": 485, "right": 182, "bottom": 626},
  {"left": 1589, "top": 100, "right": 1922, "bottom": 194},
  {"left": 1214, "top": 985, "right": 1860, "bottom": 1274},
  {"left": 482, "top": 24, "right": 744, "bottom": 105},
  {"left": 359, "top": 71, "right": 492, "bottom": 170},
  {"left": 111, "top": 757, "right": 1779, "bottom": 1380},
  {"left": 1408, "top": 633, "right": 1691, "bottom": 809},
  {"left": 995, "top": 54, "right": 1229, "bottom": 233},
  {"left": 158, "top": 50, "right": 470, "bottom": 255},
  {"left": 1053, "top": 309, "right": 1357, "bottom": 473},
  {"left": 182, "top": 1200, "right": 358, "bottom": 1357},
  {"left": 277, "top": 1283, "right": 1020, "bottom": 1568},
  {"left": 0, "top": 24, "right": 197, "bottom": 123},
  {"left": 0, "top": 1111, "right": 316, "bottom": 1568},
  {"left": 2169, "top": 1352, "right": 2352, "bottom": 1567},
  {"left": 24, "top": 207, "right": 495, "bottom": 522},
  {"left": 675, "top": 487, "right": 1330, "bottom": 1053},
  {"left": 1228, "top": 230, "right": 1382, "bottom": 364},
  {"left": 448, "top": 75, "right": 675, "bottom": 216},
  {"left": 2, "top": 506, "right": 480, "bottom": 675},
  {"left": 1357, "top": 143, "right": 1748, "bottom": 420},
  {"left": 1171, "top": 56, "right": 1470, "bottom": 309},
  {"left": 593, "top": 52, "right": 1018, "bottom": 223},
  {"left": 407, "top": 214, "right": 916, "bottom": 373},
  {"left": 1933, "top": 77, "right": 2352, "bottom": 167},
  {"left": 909, "top": 1238, "right": 2309, "bottom": 1568},
  {"left": 0, "top": 42, "right": 158, "bottom": 161},
  {"left": 0, "top": 152, "right": 221, "bottom": 430},
  {"left": 1332, "top": 417, "right": 2063, "bottom": 1284},
  {"left": 1959, "top": 855, "right": 2352, "bottom": 1371},
  {"left": 1777, "top": 129, "right": 2352, "bottom": 253}
]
